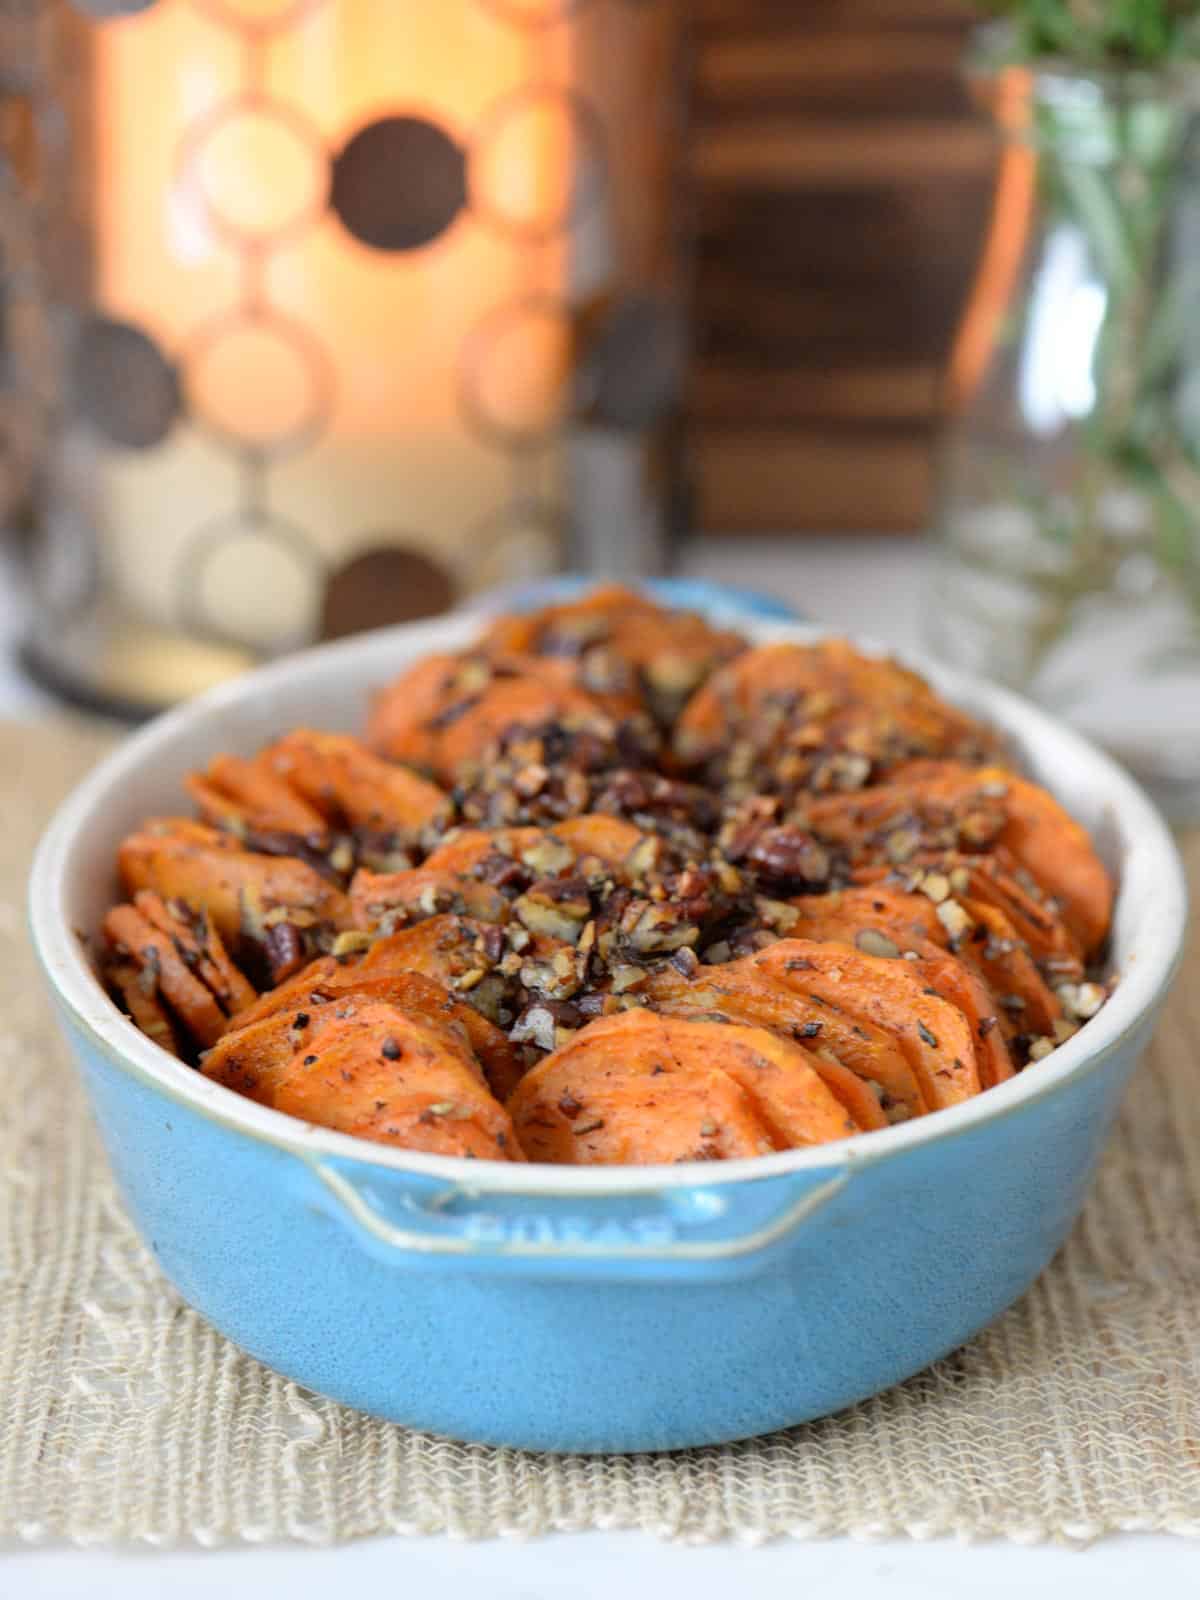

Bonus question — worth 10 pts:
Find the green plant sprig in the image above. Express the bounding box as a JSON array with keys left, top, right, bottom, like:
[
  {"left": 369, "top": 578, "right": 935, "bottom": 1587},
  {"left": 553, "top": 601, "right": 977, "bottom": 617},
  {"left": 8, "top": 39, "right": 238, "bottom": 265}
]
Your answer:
[{"left": 976, "top": 1, "right": 1200, "bottom": 68}]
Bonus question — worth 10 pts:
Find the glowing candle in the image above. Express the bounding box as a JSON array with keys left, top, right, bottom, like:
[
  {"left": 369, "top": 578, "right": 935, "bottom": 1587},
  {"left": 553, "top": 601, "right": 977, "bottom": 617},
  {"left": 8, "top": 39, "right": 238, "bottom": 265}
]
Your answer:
[{"left": 86, "top": 0, "right": 581, "bottom": 659}]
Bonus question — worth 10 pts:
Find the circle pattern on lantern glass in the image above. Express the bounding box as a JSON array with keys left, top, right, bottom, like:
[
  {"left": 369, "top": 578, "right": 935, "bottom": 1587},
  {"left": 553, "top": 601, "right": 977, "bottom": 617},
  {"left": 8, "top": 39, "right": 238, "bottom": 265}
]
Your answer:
[
  {"left": 470, "top": 88, "right": 604, "bottom": 241},
  {"left": 331, "top": 116, "right": 467, "bottom": 252},
  {"left": 72, "top": 315, "right": 180, "bottom": 450},
  {"left": 460, "top": 297, "right": 573, "bottom": 449},
  {"left": 467, "top": 501, "right": 564, "bottom": 590},
  {"left": 182, "top": 516, "right": 323, "bottom": 651},
  {"left": 320, "top": 544, "right": 457, "bottom": 638},
  {"left": 191, "top": 0, "right": 329, "bottom": 35},
  {"left": 183, "top": 100, "right": 328, "bottom": 245},
  {"left": 185, "top": 313, "right": 332, "bottom": 456},
  {"left": 475, "top": 0, "right": 590, "bottom": 28}
]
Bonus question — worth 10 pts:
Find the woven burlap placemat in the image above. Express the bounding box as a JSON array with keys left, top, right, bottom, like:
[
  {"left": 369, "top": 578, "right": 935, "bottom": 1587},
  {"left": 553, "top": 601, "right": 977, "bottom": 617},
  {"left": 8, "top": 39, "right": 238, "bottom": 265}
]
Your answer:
[{"left": 4, "top": 719, "right": 1200, "bottom": 1548}]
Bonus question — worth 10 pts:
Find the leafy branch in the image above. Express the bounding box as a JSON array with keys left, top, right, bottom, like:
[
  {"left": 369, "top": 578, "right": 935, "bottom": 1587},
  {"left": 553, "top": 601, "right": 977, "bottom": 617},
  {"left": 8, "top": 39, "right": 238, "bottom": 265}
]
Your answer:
[{"left": 974, "top": 1, "right": 1200, "bottom": 68}]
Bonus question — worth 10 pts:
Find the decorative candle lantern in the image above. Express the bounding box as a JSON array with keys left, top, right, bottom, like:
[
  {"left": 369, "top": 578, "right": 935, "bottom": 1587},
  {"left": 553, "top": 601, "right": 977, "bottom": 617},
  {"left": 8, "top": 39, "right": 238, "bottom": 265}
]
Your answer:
[{"left": 3, "top": 0, "right": 687, "bottom": 713}]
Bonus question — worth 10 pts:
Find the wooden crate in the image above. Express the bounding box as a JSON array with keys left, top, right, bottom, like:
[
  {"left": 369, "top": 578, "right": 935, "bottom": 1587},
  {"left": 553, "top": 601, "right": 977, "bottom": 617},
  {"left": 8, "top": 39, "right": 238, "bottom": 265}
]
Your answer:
[{"left": 686, "top": 0, "right": 995, "bottom": 533}]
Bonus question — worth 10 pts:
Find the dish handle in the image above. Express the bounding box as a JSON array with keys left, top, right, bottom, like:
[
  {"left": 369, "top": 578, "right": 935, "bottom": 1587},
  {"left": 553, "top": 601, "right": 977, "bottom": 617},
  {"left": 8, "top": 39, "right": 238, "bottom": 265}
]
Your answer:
[{"left": 300, "top": 1154, "right": 855, "bottom": 1282}]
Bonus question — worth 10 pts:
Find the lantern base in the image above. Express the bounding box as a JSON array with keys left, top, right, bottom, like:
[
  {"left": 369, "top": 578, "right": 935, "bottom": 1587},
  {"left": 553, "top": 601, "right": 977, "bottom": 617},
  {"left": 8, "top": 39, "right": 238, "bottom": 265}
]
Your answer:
[{"left": 22, "top": 601, "right": 255, "bottom": 721}]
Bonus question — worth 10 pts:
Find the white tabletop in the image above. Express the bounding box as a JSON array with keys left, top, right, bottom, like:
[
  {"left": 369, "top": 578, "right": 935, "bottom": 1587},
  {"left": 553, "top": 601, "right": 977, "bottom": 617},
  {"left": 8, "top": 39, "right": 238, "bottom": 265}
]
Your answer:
[{"left": 6, "top": 536, "right": 1194, "bottom": 1594}]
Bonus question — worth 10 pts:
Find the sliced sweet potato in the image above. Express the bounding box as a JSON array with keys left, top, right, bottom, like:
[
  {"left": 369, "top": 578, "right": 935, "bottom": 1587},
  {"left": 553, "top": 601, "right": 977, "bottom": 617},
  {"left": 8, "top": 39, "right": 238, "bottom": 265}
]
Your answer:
[
  {"left": 133, "top": 890, "right": 257, "bottom": 1018},
  {"left": 202, "top": 1004, "right": 324, "bottom": 1102},
  {"left": 750, "top": 940, "right": 982, "bottom": 1110},
  {"left": 480, "top": 585, "right": 662, "bottom": 662},
  {"left": 509, "top": 1008, "right": 858, "bottom": 1165},
  {"left": 800, "top": 1055, "right": 889, "bottom": 1132},
  {"left": 365, "top": 652, "right": 476, "bottom": 769},
  {"left": 104, "top": 902, "right": 228, "bottom": 1048},
  {"left": 421, "top": 815, "right": 645, "bottom": 880},
  {"left": 357, "top": 915, "right": 499, "bottom": 992},
  {"left": 117, "top": 819, "right": 351, "bottom": 946},
  {"left": 554, "top": 813, "right": 649, "bottom": 867},
  {"left": 783, "top": 887, "right": 1019, "bottom": 1076},
  {"left": 643, "top": 961, "right": 928, "bottom": 1123},
  {"left": 482, "top": 585, "right": 745, "bottom": 723},
  {"left": 221, "top": 954, "right": 344, "bottom": 1032},
  {"left": 853, "top": 853, "right": 1085, "bottom": 979},
  {"left": 420, "top": 827, "right": 543, "bottom": 877},
  {"left": 838, "top": 760, "right": 1112, "bottom": 955},
  {"left": 367, "top": 652, "right": 619, "bottom": 783},
  {"left": 209, "top": 998, "right": 522, "bottom": 1160},
  {"left": 787, "top": 885, "right": 946, "bottom": 952},
  {"left": 186, "top": 754, "right": 327, "bottom": 835},
  {"left": 797, "top": 776, "right": 1008, "bottom": 857},
  {"left": 210, "top": 968, "right": 496, "bottom": 1086},
  {"left": 786, "top": 883, "right": 1059, "bottom": 1036},
  {"left": 106, "top": 959, "right": 181, "bottom": 1057},
  {"left": 222, "top": 962, "right": 523, "bottom": 1101},
  {"left": 350, "top": 866, "right": 509, "bottom": 931},
  {"left": 263, "top": 729, "right": 451, "bottom": 836},
  {"left": 961, "top": 898, "right": 1063, "bottom": 1037},
  {"left": 898, "top": 946, "right": 1013, "bottom": 1088},
  {"left": 435, "top": 678, "right": 613, "bottom": 783},
  {"left": 676, "top": 639, "right": 990, "bottom": 773}
]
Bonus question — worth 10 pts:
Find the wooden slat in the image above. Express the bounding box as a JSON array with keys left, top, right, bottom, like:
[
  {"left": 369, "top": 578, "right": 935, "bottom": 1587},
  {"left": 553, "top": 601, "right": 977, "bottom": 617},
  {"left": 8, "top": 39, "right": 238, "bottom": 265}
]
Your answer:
[
  {"left": 696, "top": 30, "right": 965, "bottom": 92},
  {"left": 694, "top": 0, "right": 974, "bottom": 34},
  {"left": 692, "top": 120, "right": 995, "bottom": 186},
  {"left": 693, "top": 426, "right": 935, "bottom": 533},
  {"left": 687, "top": 0, "right": 986, "bottom": 531},
  {"left": 689, "top": 364, "right": 941, "bottom": 425}
]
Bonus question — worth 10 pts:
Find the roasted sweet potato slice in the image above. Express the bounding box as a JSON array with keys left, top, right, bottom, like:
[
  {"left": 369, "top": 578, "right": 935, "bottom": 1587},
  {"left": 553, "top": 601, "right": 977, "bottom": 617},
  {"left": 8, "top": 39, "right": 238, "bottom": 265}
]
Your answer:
[
  {"left": 783, "top": 887, "right": 1022, "bottom": 1075},
  {"left": 643, "top": 961, "right": 928, "bottom": 1123},
  {"left": 349, "top": 915, "right": 576, "bottom": 1038},
  {"left": 367, "top": 651, "right": 620, "bottom": 783},
  {"left": 106, "top": 959, "right": 181, "bottom": 1057},
  {"left": 366, "top": 652, "right": 470, "bottom": 770},
  {"left": 203, "top": 1004, "right": 325, "bottom": 1102},
  {"left": 961, "top": 898, "right": 1063, "bottom": 1036},
  {"left": 420, "top": 827, "right": 543, "bottom": 877},
  {"left": 104, "top": 901, "right": 229, "bottom": 1048},
  {"left": 482, "top": 585, "right": 746, "bottom": 723},
  {"left": 509, "top": 1008, "right": 858, "bottom": 1165},
  {"left": 750, "top": 941, "right": 982, "bottom": 1110},
  {"left": 799, "top": 1055, "right": 889, "bottom": 1132},
  {"left": 186, "top": 754, "right": 328, "bottom": 835},
  {"left": 811, "top": 878, "right": 1063, "bottom": 1039},
  {"left": 117, "top": 819, "right": 351, "bottom": 947},
  {"left": 421, "top": 815, "right": 646, "bottom": 879},
  {"left": 435, "top": 679, "right": 614, "bottom": 783},
  {"left": 350, "top": 815, "right": 649, "bottom": 935},
  {"left": 263, "top": 729, "right": 450, "bottom": 836},
  {"left": 350, "top": 866, "right": 509, "bottom": 931},
  {"left": 208, "top": 998, "right": 522, "bottom": 1160},
  {"left": 357, "top": 915, "right": 499, "bottom": 992},
  {"left": 210, "top": 968, "right": 496, "bottom": 1089},
  {"left": 797, "top": 775, "right": 1008, "bottom": 857},
  {"left": 823, "top": 760, "right": 1112, "bottom": 955},
  {"left": 676, "top": 639, "right": 990, "bottom": 775},
  {"left": 221, "top": 955, "right": 344, "bottom": 1032},
  {"left": 787, "top": 885, "right": 945, "bottom": 951},
  {"left": 133, "top": 890, "right": 257, "bottom": 1018},
  {"left": 481, "top": 584, "right": 659, "bottom": 659},
  {"left": 223, "top": 963, "right": 523, "bottom": 1101},
  {"left": 853, "top": 854, "right": 1085, "bottom": 980},
  {"left": 898, "top": 946, "right": 1013, "bottom": 1088}
]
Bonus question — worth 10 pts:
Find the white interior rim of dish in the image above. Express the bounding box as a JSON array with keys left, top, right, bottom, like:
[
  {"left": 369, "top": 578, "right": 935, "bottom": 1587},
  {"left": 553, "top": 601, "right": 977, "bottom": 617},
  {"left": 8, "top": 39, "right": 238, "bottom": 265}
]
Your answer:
[{"left": 29, "top": 612, "right": 1190, "bottom": 1198}]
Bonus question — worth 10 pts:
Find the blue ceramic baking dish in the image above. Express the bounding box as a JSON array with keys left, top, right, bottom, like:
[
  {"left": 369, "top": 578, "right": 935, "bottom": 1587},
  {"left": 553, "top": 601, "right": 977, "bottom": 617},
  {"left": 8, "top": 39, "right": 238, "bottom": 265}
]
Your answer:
[{"left": 29, "top": 609, "right": 1188, "bottom": 1455}]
